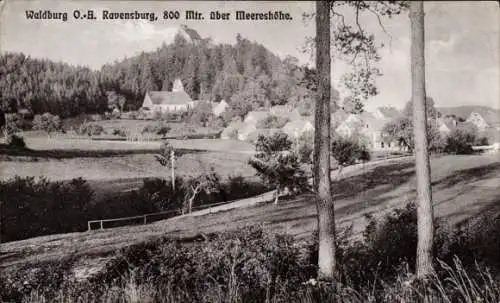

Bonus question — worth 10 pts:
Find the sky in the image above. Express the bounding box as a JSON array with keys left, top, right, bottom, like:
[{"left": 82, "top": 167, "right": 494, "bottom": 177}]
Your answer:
[{"left": 1, "top": 1, "right": 498, "bottom": 112}]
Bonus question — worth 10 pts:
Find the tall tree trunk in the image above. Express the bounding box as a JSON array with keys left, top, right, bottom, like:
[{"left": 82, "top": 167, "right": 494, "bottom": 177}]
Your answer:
[
  {"left": 410, "top": 1, "right": 434, "bottom": 277},
  {"left": 314, "top": 1, "right": 337, "bottom": 282}
]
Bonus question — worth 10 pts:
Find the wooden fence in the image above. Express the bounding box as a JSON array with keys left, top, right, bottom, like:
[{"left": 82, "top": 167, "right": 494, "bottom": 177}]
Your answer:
[{"left": 86, "top": 197, "right": 268, "bottom": 231}]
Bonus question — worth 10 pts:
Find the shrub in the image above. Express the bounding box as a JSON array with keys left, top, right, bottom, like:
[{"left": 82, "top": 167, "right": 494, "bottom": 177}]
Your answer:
[
  {"left": 2, "top": 218, "right": 500, "bottom": 303},
  {"left": 77, "top": 123, "right": 105, "bottom": 136},
  {"left": 444, "top": 127, "right": 477, "bottom": 154},
  {"left": 135, "top": 177, "right": 185, "bottom": 212},
  {"left": 153, "top": 111, "right": 163, "bottom": 120},
  {"left": 32, "top": 113, "right": 62, "bottom": 134},
  {"left": 91, "top": 225, "right": 313, "bottom": 302},
  {"left": 295, "top": 130, "right": 314, "bottom": 164},
  {"left": 141, "top": 123, "right": 171, "bottom": 136},
  {"left": 256, "top": 114, "right": 290, "bottom": 129},
  {"left": 0, "top": 176, "right": 94, "bottom": 242},
  {"left": 226, "top": 128, "right": 239, "bottom": 140},
  {"left": 112, "top": 127, "right": 127, "bottom": 137},
  {"left": 475, "top": 136, "right": 489, "bottom": 146},
  {"left": 6, "top": 134, "right": 26, "bottom": 149},
  {"left": 331, "top": 135, "right": 370, "bottom": 166},
  {"left": 2, "top": 113, "right": 23, "bottom": 135}
]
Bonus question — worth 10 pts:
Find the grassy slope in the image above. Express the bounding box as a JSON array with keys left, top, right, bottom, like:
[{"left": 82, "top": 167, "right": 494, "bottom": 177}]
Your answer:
[{"left": 1, "top": 154, "right": 499, "bottom": 273}]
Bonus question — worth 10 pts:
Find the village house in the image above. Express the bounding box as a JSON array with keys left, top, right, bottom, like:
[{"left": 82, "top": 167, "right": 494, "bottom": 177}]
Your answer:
[
  {"left": 437, "top": 116, "right": 458, "bottom": 136},
  {"left": 335, "top": 114, "right": 364, "bottom": 138},
  {"left": 282, "top": 119, "right": 314, "bottom": 139},
  {"left": 269, "top": 105, "right": 302, "bottom": 121},
  {"left": 244, "top": 110, "right": 270, "bottom": 125},
  {"left": 466, "top": 112, "right": 488, "bottom": 131},
  {"left": 142, "top": 79, "right": 193, "bottom": 113},
  {"left": 212, "top": 99, "right": 228, "bottom": 117}
]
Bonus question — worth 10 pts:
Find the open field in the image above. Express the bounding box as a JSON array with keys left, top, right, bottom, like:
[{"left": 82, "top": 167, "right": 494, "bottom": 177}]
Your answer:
[
  {"left": 168, "top": 138, "right": 254, "bottom": 153},
  {"left": 3, "top": 135, "right": 254, "bottom": 153},
  {"left": 2, "top": 154, "right": 499, "bottom": 273},
  {"left": 0, "top": 150, "right": 255, "bottom": 181},
  {"left": 77, "top": 119, "right": 221, "bottom": 138}
]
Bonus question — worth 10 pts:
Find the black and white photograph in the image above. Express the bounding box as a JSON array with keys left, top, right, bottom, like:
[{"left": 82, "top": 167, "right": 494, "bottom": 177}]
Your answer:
[{"left": 0, "top": 0, "right": 499, "bottom": 302}]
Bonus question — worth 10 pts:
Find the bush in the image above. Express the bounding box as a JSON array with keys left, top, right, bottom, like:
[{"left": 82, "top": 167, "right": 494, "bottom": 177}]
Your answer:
[
  {"left": 256, "top": 114, "right": 290, "bottom": 129},
  {"left": 141, "top": 122, "right": 171, "bottom": 136},
  {"left": 0, "top": 177, "right": 94, "bottom": 242},
  {"left": 77, "top": 122, "right": 105, "bottom": 136},
  {"left": 475, "top": 136, "right": 489, "bottom": 146},
  {"left": 444, "top": 127, "right": 477, "bottom": 154},
  {"left": 6, "top": 134, "right": 26, "bottom": 149},
  {"left": 295, "top": 130, "right": 314, "bottom": 164},
  {"left": 2, "top": 217, "right": 500, "bottom": 303},
  {"left": 33, "top": 113, "right": 63, "bottom": 134},
  {"left": 331, "top": 135, "right": 370, "bottom": 166},
  {"left": 91, "top": 225, "right": 312, "bottom": 302},
  {"left": 2, "top": 113, "right": 23, "bottom": 135},
  {"left": 112, "top": 127, "right": 127, "bottom": 137},
  {"left": 225, "top": 127, "right": 239, "bottom": 140}
]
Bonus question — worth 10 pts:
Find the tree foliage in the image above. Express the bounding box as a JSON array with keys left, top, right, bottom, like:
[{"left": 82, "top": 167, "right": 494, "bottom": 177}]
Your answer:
[
  {"left": 32, "top": 113, "right": 62, "bottom": 134},
  {"left": 2, "top": 113, "right": 23, "bottom": 136},
  {"left": 187, "top": 101, "right": 215, "bottom": 127},
  {"left": 2, "top": 32, "right": 313, "bottom": 120},
  {"left": 182, "top": 169, "right": 221, "bottom": 214},
  {"left": 382, "top": 98, "right": 444, "bottom": 152},
  {"left": 444, "top": 123, "right": 478, "bottom": 154},
  {"left": 331, "top": 135, "right": 370, "bottom": 166},
  {"left": 249, "top": 132, "right": 307, "bottom": 203}
]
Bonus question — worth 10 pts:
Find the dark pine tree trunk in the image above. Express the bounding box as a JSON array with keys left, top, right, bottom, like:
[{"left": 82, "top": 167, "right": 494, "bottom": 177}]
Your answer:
[{"left": 314, "top": 0, "right": 338, "bottom": 282}]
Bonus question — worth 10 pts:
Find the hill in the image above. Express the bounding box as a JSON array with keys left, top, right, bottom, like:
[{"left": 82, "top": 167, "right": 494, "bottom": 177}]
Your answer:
[
  {"left": 437, "top": 106, "right": 500, "bottom": 125},
  {"left": 2, "top": 154, "right": 499, "bottom": 275},
  {"left": 1, "top": 29, "right": 312, "bottom": 119}
]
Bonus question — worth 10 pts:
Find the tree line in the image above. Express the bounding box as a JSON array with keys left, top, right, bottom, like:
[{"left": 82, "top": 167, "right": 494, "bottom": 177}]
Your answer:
[{"left": 0, "top": 33, "right": 316, "bottom": 120}]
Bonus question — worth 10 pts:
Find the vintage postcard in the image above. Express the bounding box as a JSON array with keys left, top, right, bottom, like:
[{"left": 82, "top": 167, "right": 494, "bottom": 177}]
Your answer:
[{"left": 0, "top": 1, "right": 499, "bottom": 302}]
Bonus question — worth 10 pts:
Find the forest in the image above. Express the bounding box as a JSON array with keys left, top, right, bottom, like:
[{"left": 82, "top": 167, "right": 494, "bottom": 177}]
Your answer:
[{"left": 0, "top": 33, "right": 315, "bottom": 119}]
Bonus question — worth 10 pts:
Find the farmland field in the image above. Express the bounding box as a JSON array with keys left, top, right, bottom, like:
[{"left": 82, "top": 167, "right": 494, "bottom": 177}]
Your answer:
[
  {"left": 2, "top": 153, "right": 499, "bottom": 272},
  {"left": 81, "top": 119, "right": 221, "bottom": 137},
  {"left": 0, "top": 150, "right": 255, "bottom": 181}
]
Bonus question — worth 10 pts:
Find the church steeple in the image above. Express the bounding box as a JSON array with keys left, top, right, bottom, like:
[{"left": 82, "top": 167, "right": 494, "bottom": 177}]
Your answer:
[{"left": 172, "top": 78, "right": 184, "bottom": 92}]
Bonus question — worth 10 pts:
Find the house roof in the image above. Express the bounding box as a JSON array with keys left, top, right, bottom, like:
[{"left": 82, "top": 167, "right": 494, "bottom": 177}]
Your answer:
[
  {"left": 360, "top": 112, "right": 387, "bottom": 132},
  {"left": 282, "top": 120, "right": 314, "bottom": 133},
  {"left": 376, "top": 107, "right": 401, "bottom": 120},
  {"left": 269, "top": 105, "right": 302, "bottom": 120},
  {"left": 244, "top": 111, "right": 270, "bottom": 123},
  {"left": 213, "top": 100, "right": 228, "bottom": 116},
  {"left": 146, "top": 91, "right": 192, "bottom": 105}
]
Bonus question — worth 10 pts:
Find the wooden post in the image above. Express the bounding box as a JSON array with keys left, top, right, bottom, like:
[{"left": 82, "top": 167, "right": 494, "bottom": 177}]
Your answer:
[
  {"left": 171, "top": 149, "right": 175, "bottom": 191},
  {"left": 100, "top": 221, "right": 103, "bottom": 230},
  {"left": 143, "top": 215, "right": 147, "bottom": 224},
  {"left": 88, "top": 221, "right": 91, "bottom": 231}
]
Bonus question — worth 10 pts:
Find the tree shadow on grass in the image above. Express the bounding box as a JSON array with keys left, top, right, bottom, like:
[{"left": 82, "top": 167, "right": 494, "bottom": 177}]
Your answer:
[
  {"left": 268, "top": 160, "right": 500, "bottom": 230},
  {"left": 332, "top": 161, "right": 416, "bottom": 200},
  {"left": 431, "top": 162, "right": 500, "bottom": 189}
]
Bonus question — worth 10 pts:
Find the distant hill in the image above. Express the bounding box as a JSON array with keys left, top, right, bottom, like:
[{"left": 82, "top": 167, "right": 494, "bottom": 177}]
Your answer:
[
  {"left": 437, "top": 106, "right": 500, "bottom": 125},
  {"left": 0, "top": 28, "right": 309, "bottom": 118}
]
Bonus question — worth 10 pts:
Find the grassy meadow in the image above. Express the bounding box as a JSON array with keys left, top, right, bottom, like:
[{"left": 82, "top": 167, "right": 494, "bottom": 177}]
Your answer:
[{"left": 2, "top": 154, "right": 499, "bottom": 270}]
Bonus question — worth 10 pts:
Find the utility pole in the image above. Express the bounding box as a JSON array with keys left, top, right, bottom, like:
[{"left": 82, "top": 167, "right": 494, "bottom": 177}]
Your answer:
[{"left": 171, "top": 149, "right": 175, "bottom": 191}]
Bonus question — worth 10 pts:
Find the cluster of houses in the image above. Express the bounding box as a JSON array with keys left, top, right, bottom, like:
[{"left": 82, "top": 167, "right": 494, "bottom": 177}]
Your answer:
[
  {"left": 219, "top": 105, "right": 405, "bottom": 151},
  {"left": 141, "top": 77, "right": 499, "bottom": 151}
]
